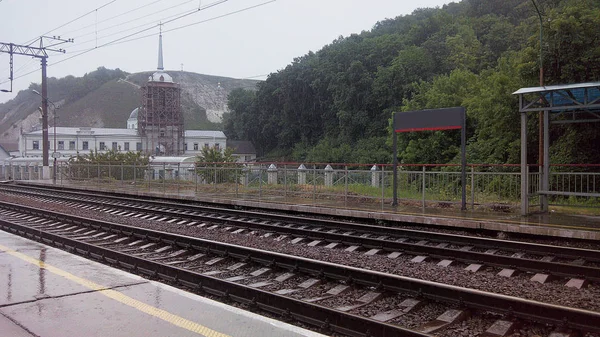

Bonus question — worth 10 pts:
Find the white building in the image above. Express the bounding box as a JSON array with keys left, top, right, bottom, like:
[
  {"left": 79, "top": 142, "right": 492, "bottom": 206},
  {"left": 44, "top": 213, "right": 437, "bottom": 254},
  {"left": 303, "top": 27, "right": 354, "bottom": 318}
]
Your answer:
[
  {"left": 1, "top": 33, "right": 255, "bottom": 180},
  {"left": 17, "top": 123, "right": 226, "bottom": 159},
  {"left": 2, "top": 116, "right": 227, "bottom": 181}
]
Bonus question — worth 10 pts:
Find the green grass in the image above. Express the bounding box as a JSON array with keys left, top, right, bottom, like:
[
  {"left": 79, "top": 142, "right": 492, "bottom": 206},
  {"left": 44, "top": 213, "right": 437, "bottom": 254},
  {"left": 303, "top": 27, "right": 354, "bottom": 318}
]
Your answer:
[{"left": 63, "top": 177, "right": 598, "bottom": 215}]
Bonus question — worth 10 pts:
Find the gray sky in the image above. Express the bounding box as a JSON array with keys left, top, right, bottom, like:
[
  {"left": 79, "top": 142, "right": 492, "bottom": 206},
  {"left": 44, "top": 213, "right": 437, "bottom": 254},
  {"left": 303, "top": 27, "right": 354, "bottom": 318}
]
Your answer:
[{"left": 0, "top": 0, "right": 455, "bottom": 103}]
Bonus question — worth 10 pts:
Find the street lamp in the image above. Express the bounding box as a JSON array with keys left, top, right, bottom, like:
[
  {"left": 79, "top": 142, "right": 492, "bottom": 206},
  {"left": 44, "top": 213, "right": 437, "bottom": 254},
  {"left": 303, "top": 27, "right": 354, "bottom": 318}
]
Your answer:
[{"left": 32, "top": 89, "right": 59, "bottom": 184}]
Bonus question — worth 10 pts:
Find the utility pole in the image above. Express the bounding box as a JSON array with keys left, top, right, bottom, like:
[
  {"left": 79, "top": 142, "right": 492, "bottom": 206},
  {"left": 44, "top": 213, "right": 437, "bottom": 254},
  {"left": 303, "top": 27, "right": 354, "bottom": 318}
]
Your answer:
[
  {"left": 0, "top": 37, "right": 72, "bottom": 180},
  {"left": 531, "top": 0, "right": 548, "bottom": 211}
]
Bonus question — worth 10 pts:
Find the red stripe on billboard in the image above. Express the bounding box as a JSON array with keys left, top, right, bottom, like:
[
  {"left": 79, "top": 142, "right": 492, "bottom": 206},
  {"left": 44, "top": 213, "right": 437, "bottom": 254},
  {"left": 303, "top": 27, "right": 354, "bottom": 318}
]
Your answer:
[{"left": 395, "top": 125, "right": 462, "bottom": 133}]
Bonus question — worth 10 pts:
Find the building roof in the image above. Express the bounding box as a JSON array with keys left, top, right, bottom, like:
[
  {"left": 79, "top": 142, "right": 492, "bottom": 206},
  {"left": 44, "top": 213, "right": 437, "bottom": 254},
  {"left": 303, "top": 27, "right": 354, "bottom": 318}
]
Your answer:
[
  {"left": 185, "top": 130, "right": 226, "bottom": 138},
  {"left": 148, "top": 33, "right": 174, "bottom": 83},
  {"left": 149, "top": 71, "right": 174, "bottom": 83},
  {"left": 512, "top": 82, "right": 600, "bottom": 95},
  {"left": 0, "top": 142, "right": 19, "bottom": 152},
  {"left": 512, "top": 82, "right": 600, "bottom": 114},
  {"left": 128, "top": 107, "right": 139, "bottom": 120},
  {"left": 24, "top": 127, "right": 226, "bottom": 139},
  {"left": 25, "top": 127, "right": 138, "bottom": 137},
  {"left": 227, "top": 140, "right": 256, "bottom": 154},
  {"left": 149, "top": 156, "right": 196, "bottom": 164}
]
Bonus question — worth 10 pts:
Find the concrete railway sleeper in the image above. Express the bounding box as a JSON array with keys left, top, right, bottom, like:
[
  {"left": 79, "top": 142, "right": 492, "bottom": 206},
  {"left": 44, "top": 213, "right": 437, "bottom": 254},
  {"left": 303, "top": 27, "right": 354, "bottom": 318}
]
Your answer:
[
  {"left": 2, "top": 185, "right": 600, "bottom": 285},
  {"left": 0, "top": 203, "right": 599, "bottom": 336},
  {"left": 6, "top": 183, "right": 600, "bottom": 261}
]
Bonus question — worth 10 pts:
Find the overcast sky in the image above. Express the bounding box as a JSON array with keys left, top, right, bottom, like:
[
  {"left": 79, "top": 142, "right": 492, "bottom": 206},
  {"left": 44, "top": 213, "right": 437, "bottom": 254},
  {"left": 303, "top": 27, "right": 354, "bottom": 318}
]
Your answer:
[{"left": 0, "top": 0, "right": 455, "bottom": 103}]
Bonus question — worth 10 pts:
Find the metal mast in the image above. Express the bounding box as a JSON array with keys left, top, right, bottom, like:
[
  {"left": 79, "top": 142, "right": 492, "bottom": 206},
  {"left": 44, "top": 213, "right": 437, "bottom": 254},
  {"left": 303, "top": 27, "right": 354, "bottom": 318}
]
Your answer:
[{"left": 0, "top": 37, "right": 72, "bottom": 179}]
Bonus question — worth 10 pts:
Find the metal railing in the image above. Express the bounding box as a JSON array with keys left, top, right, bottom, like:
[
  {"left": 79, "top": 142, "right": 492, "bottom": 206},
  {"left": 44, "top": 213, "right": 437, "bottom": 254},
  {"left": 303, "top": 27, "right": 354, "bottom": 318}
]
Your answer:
[{"left": 4, "top": 161, "right": 599, "bottom": 212}]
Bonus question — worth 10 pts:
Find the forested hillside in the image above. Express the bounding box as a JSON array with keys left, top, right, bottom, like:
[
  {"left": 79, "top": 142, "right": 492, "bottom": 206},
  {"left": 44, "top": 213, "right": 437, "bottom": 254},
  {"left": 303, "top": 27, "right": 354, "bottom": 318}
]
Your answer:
[{"left": 224, "top": 0, "right": 600, "bottom": 165}]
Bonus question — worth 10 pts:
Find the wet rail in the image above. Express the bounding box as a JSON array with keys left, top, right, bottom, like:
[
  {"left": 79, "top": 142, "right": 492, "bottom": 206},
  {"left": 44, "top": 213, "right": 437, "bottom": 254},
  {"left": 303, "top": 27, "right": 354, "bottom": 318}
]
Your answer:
[
  {"left": 0, "top": 200, "right": 599, "bottom": 336},
  {"left": 2, "top": 183, "right": 600, "bottom": 284}
]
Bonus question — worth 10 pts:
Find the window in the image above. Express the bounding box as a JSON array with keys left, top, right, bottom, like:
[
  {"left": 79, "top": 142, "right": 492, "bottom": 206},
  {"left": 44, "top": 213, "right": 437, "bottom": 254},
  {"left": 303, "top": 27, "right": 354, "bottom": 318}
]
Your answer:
[
  {"left": 193, "top": 143, "right": 199, "bottom": 151},
  {"left": 32, "top": 140, "right": 39, "bottom": 150},
  {"left": 160, "top": 130, "right": 165, "bottom": 137},
  {"left": 124, "top": 142, "right": 130, "bottom": 151},
  {"left": 112, "top": 142, "right": 118, "bottom": 151},
  {"left": 136, "top": 142, "right": 142, "bottom": 151},
  {"left": 184, "top": 143, "right": 188, "bottom": 151},
  {"left": 215, "top": 143, "right": 220, "bottom": 151},
  {"left": 58, "top": 141, "right": 64, "bottom": 150},
  {"left": 82, "top": 141, "right": 89, "bottom": 150},
  {"left": 69, "top": 141, "right": 75, "bottom": 150},
  {"left": 204, "top": 143, "right": 209, "bottom": 149},
  {"left": 99, "top": 142, "right": 106, "bottom": 150}
]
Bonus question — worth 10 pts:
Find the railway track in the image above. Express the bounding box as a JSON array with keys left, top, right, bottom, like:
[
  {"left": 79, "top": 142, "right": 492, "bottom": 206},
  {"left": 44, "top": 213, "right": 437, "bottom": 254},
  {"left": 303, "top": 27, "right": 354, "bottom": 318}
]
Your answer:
[
  {"left": 2, "top": 183, "right": 600, "bottom": 286},
  {"left": 1, "top": 200, "right": 599, "bottom": 336}
]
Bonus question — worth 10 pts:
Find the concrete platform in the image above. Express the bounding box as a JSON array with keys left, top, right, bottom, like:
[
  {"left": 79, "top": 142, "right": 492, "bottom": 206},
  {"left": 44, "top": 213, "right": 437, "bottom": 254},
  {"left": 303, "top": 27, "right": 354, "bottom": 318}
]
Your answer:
[{"left": 0, "top": 231, "right": 324, "bottom": 337}]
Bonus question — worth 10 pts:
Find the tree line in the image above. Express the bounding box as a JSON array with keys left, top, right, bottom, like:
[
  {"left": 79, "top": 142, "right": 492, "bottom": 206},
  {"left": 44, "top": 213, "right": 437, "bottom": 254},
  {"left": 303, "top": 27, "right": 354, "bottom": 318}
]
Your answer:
[{"left": 224, "top": 0, "right": 600, "bottom": 167}]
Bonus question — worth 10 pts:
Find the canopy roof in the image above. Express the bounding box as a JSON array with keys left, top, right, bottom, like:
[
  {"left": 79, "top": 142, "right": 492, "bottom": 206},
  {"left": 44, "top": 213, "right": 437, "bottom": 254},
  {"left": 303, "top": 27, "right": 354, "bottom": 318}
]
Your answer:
[
  {"left": 149, "top": 156, "right": 196, "bottom": 164},
  {"left": 513, "top": 82, "right": 600, "bottom": 122},
  {"left": 512, "top": 82, "right": 600, "bottom": 95}
]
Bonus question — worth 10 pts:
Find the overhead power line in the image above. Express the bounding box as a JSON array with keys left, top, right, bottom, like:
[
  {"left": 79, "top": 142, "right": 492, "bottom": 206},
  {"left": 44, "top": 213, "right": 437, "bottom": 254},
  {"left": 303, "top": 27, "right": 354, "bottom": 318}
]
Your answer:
[
  {"left": 70, "top": 2, "right": 201, "bottom": 48},
  {"left": 3, "top": 1, "right": 113, "bottom": 74},
  {"left": 1, "top": 0, "right": 228, "bottom": 84},
  {"left": 59, "top": 0, "right": 168, "bottom": 37},
  {"left": 0, "top": 0, "right": 277, "bottom": 86},
  {"left": 57, "top": 0, "right": 227, "bottom": 56},
  {"left": 75, "top": 0, "right": 276, "bottom": 50},
  {"left": 22, "top": 0, "right": 118, "bottom": 46}
]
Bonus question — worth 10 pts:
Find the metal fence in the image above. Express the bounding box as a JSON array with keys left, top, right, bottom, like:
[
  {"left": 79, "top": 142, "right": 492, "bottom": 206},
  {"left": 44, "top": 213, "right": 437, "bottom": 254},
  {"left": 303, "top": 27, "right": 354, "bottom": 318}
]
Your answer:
[{"left": 6, "top": 162, "right": 600, "bottom": 212}]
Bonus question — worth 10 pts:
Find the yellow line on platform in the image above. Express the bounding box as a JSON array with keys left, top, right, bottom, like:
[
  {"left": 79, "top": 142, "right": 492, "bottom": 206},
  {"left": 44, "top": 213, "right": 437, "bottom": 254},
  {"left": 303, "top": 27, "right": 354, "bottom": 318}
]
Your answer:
[{"left": 0, "top": 244, "right": 231, "bottom": 337}]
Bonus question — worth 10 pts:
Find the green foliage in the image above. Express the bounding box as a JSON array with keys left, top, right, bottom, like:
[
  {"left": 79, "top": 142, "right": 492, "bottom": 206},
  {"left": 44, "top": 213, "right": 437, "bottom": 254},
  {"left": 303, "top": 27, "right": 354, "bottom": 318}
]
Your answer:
[
  {"left": 225, "top": 0, "right": 600, "bottom": 166},
  {"left": 519, "top": 0, "right": 600, "bottom": 83},
  {"left": 67, "top": 149, "right": 149, "bottom": 180},
  {"left": 224, "top": 88, "right": 258, "bottom": 142},
  {"left": 0, "top": 67, "right": 129, "bottom": 138},
  {"left": 195, "top": 146, "right": 239, "bottom": 183},
  {"left": 61, "top": 67, "right": 128, "bottom": 103},
  {"left": 465, "top": 53, "right": 525, "bottom": 164}
]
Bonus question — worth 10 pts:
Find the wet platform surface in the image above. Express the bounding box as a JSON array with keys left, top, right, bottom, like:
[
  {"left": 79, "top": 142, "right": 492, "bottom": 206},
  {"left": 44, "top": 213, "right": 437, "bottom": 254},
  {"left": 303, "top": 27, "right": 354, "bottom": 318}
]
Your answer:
[{"left": 0, "top": 231, "right": 324, "bottom": 337}]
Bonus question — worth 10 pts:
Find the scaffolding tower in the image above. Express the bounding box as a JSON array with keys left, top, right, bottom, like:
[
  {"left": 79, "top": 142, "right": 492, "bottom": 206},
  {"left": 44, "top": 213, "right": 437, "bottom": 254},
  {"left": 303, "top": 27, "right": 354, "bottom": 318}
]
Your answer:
[{"left": 138, "top": 33, "right": 184, "bottom": 156}]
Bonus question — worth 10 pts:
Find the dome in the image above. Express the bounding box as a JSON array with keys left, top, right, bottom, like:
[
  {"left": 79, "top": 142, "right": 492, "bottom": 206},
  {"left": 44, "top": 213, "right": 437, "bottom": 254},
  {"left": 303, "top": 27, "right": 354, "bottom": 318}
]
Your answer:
[
  {"left": 149, "top": 71, "right": 173, "bottom": 83},
  {"left": 128, "top": 107, "right": 139, "bottom": 120}
]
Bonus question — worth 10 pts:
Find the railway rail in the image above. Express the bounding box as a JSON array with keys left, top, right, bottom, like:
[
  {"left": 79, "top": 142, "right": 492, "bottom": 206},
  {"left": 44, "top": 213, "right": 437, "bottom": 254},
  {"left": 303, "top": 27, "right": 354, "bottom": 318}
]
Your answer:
[
  {"left": 1, "top": 200, "right": 600, "bottom": 336},
  {"left": 2, "top": 183, "right": 600, "bottom": 285}
]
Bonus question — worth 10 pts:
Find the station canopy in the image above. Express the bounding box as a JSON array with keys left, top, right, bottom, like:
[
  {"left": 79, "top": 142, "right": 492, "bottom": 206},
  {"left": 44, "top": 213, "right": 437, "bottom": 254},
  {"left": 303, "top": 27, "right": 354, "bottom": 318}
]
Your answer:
[{"left": 513, "top": 82, "right": 600, "bottom": 124}]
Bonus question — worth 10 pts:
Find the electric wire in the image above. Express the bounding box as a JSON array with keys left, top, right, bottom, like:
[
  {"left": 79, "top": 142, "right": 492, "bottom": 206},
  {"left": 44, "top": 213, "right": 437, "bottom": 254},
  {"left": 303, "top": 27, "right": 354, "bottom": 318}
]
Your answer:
[
  {"left": 53, "top": 0, "right": 221, "bottom": 55},
  {"left": 55, "top": 0, "right": 227, "bottom": 57},
  {"left": 5, "top": 0, "right": 118, "bottom": 77},
  {"left": 1, "top": 0, "right": 228, "bottom": 84},
  {"left": 69, "top": 3, "right": 200, "bottom": 49},
  {"left": 71, "top": 0, "right": 275, "bottom": 51},
  {"left": 1, "top": 0, "right": 276, "bottom": 87},
  {"left": 59, "top": 0, "right": 167, "bottom": 37},
  {"left": 66, "top": 0, "right": 199, "bottom": 41},
  {"left": 21, "top": 0, "right": 118, "bottom": 46}
]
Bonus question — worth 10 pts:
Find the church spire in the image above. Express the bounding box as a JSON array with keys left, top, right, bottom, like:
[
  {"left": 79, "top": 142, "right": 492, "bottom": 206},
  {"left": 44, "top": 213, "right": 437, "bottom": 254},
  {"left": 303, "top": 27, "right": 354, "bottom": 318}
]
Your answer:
[{"left": 157, "top": 25, "right": 164, "bottom": 71}]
